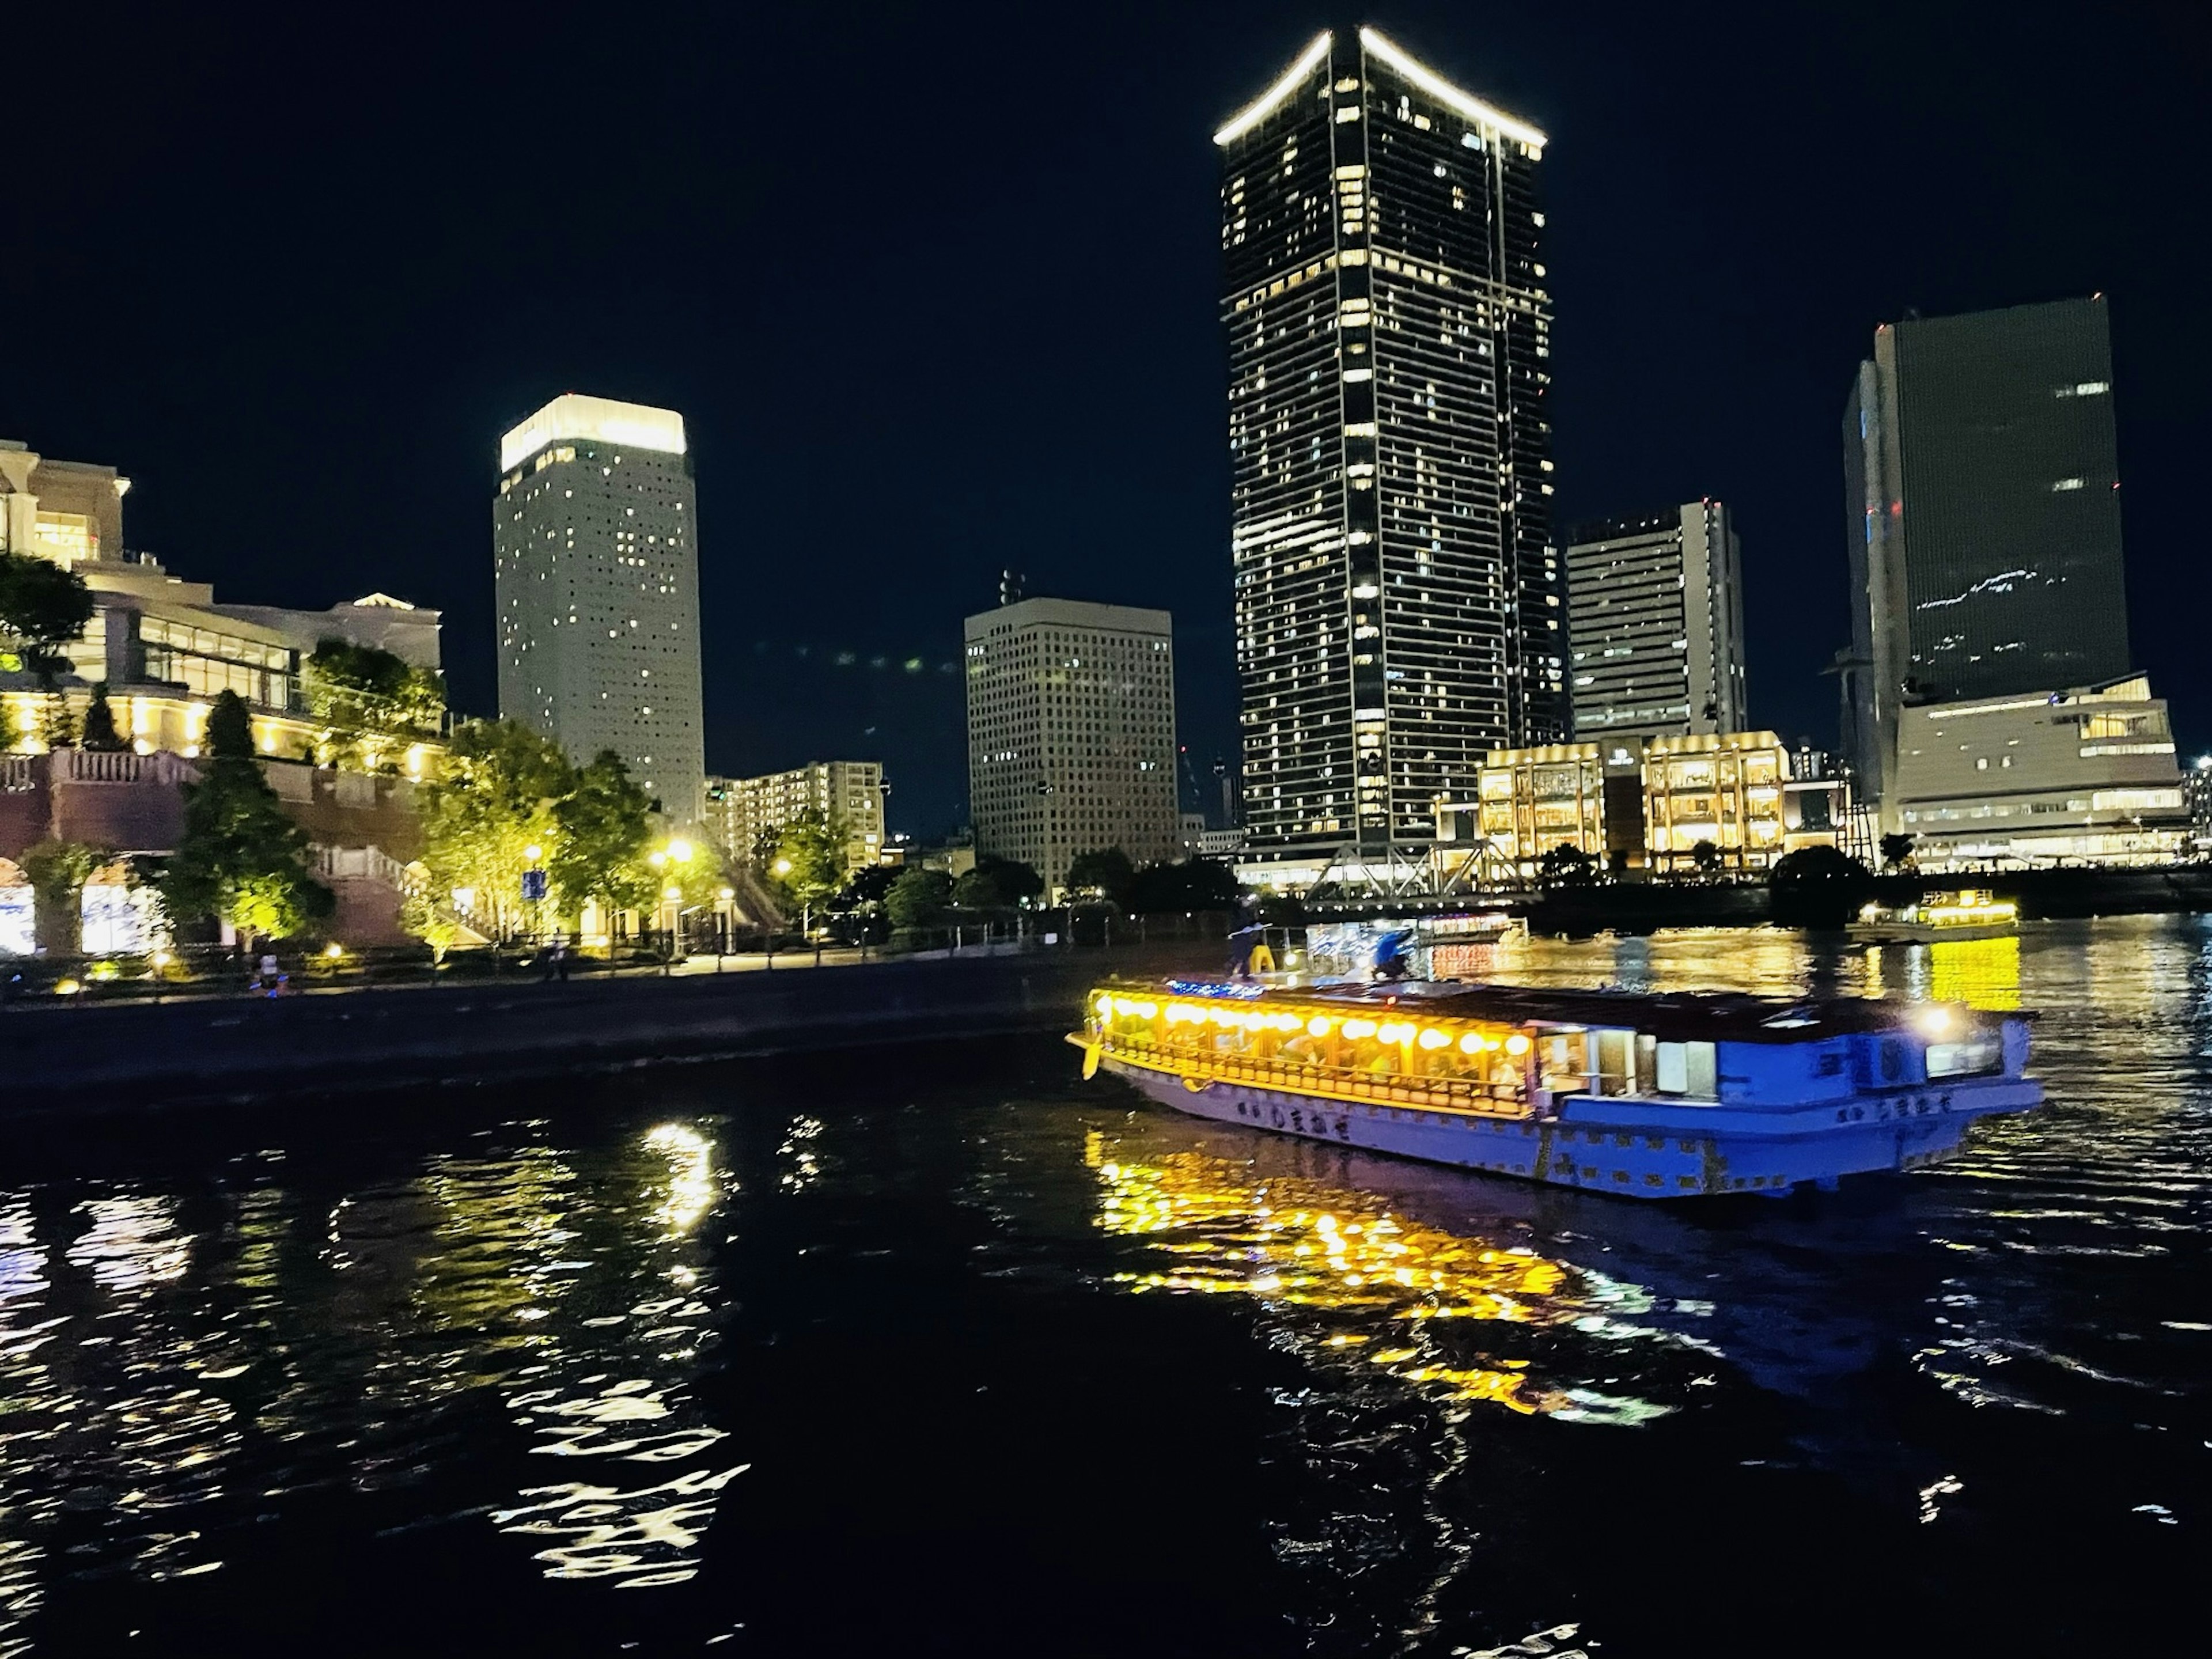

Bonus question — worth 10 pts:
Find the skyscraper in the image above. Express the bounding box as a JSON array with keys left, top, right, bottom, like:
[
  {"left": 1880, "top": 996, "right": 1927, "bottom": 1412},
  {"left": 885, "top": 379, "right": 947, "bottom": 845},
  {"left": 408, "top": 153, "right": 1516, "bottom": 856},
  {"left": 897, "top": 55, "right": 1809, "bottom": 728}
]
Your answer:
[
  {"left": 1567, "top": 501, "right": 1747, "bottom": 741},
  {"left": 1842, "top": 297, "right": 2131, "bottom": 802},
  {"left": 963, "top": 596, "right": 1179, "bottom": 896},
  {"left": 495, "top": 394, "right": 705, "bottom": 822},
  {"left": 1220, "top": 26, "right": 1561, "bottom": 869}
]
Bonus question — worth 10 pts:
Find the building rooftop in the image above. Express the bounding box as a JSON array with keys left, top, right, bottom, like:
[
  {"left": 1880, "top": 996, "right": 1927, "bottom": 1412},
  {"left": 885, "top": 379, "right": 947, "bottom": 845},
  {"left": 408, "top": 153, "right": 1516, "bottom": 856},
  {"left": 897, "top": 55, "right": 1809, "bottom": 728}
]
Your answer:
[{"left": 499, "top": 393, "right": 686, "bottom": 472}]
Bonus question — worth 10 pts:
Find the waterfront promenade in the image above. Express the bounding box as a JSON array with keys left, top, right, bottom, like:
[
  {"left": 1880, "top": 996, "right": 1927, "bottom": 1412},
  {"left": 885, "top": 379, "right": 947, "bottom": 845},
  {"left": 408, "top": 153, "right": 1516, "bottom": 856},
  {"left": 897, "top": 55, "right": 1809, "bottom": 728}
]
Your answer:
[{"left": 0, "top": 944, "right": 1206, "bottom": 1110}]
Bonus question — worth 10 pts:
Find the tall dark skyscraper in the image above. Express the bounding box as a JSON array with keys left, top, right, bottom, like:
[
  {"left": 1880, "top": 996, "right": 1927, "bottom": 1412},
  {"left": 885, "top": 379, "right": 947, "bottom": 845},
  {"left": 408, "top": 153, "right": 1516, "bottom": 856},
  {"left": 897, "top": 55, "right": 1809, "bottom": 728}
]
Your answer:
[
  {"left": 1220, "top": 27, "right": 1560, "bottom": 870},
  {"left": 1842, "top": 297, "right": 2131, "bottom": 802}
]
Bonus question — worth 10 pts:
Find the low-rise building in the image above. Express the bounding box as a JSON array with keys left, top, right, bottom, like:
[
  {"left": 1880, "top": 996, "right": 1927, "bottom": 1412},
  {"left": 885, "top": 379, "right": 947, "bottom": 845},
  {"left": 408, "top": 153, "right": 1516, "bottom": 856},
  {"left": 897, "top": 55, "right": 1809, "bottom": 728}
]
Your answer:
[
  {"left": 704, "top": 760, "right": 888, "bottom": 873},
  {"left": 2, "top": 438, "right": 441, "bottom": 773},
  {"left": 1889, "top": 676, "right": 2187, "bottom": 868},
  {"left": 1460, "top": 730, "right": 1794, "bottom": 879}
]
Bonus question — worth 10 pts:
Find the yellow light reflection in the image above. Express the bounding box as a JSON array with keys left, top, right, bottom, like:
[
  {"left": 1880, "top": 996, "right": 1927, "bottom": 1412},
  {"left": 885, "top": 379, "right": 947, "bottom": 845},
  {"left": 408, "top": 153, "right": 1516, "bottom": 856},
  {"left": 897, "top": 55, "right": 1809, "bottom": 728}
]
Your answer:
[
  {"left": 1084, "top": 1133, "right": 1674, "bottom": 1421},
  {"left": 643, "top": 1124, "right": 716, "bottom": 1236},
  {"left": 1927, "top": 935, "right": 2022, "bottom": 1012}
]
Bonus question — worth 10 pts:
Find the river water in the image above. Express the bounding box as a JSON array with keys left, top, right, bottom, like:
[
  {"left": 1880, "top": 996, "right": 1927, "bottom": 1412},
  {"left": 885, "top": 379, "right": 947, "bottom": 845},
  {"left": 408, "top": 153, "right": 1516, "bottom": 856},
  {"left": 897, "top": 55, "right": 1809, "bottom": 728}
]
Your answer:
[{"left": 1, "top": 919, "right": 2206, "bottom": 1656}]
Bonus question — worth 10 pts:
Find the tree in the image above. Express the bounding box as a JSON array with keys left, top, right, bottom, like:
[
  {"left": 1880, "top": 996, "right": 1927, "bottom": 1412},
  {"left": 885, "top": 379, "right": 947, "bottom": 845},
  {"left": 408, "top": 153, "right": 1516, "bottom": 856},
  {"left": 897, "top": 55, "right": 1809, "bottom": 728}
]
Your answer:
[
  {"left": 549, "top": 751, "right": 656, "bottom": 922},
  {"left": 885, "top": 868, "right": 953, "bottom": 933},
  {"left": 762, "top": 809, "right": 846, "bottom": 930},
  {"left": 1879, "top": 832, "right": 1916, "bottom": 873},
  {"left": 160, "top": 691, "right": 334, "bottom": 945},
  {"left": 414, "top": 718, "right": 574, "bottom": 943},
  {"left": 21, "top": 839, "right": 109, "bottom": 955},
  {"left": 1065, "top": 846, "right": 1136, "bottom": 905},
  {"left": 972, "top": 854, "right": 1043, "bottom": 907},
  {"left": 0, "top": 550, "right": 95, "bottom": 686},
  {"left": 305, "top": 638, "right": 444, "bottom": 770},
  {"left": 1536, "top": 842, "right": 1598, "bottom": 891},
  {"left": 1689, "top": 839, "right": 1724, "bottom": 882},
  {"left": 1769, "top": 844, "right": 1874, "bottom": 929},
  {"left": 79, "top": 682, "right": 125, "bottom": 751},
  {"left": 952, "top": 866, "right": 1004, "bottom": 909}
]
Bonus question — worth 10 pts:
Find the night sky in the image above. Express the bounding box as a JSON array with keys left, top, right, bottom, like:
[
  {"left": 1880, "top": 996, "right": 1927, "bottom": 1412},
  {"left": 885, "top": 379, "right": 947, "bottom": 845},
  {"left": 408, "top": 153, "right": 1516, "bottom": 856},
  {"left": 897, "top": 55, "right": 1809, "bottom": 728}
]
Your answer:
[{"left": 7, "top": 2, "right": 2207, "bottom": 836}]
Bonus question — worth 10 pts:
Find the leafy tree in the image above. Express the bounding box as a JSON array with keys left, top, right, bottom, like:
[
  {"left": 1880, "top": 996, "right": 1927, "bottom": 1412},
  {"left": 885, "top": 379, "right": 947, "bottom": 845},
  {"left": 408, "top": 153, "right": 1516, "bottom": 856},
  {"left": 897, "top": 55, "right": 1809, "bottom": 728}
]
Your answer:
[
  {"left": 762, "top": 809, "right": 847, "bottom": 925},
  {"left": 414, "top": 718, "right": 574, "bottom": 943},
  {"left": 1689, "top": 839, "right": 1724, "bottom": 881},
  {"left": 885, "top": 868, "right": 953, "bottom": 933},
  {"left": 1769, "top": 844, "right": 1874, "bottom": 929},
  {"left": 306, "top": 638, "right": 444, "bottom": 770},
  {"left": 952, "top": 866, "right": 1003, "bottom": 909},
  {"left": 160, "top": 691, "right": 333, "bottom": 946},
  {"left": 79, "top": 681, "right": 126, "bottom": 751},
  {"left": 0, "top": 550, "right": 94, "bottom": 686},
  {"left": 1536, "top": 842, "right": 1598, "bottom": 892},
  {"left": 1126, "top": 857, "right": 1241, "bottom": 914},
  {"left": 21, "top": 839, "right": 109, "bottom": 954},
  {"left": 1065, "top": 846, "right": 1136, "bottom": 904},
  {"left": 974, "top": 854, "right": 1043, "bottom": 907},
  {"left": 841, "top": 863, "right": 900, "bottom": 908},
  {"left": 550, "top": 751, "right": 656, "bottom": 921},
  {"left": 1878, "top": 832, "right": 1916, "bottom": 873}
]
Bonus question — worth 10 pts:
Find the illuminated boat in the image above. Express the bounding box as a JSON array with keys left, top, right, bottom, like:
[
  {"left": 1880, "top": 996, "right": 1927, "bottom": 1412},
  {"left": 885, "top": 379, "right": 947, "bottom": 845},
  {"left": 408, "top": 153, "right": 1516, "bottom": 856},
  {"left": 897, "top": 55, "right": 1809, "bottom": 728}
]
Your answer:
[
  {"left": 1848, "top": 889, "right": 2018, "bottom": 945},
  {"left": 1072, "top": 978, "right": 2040, "bottom": 1200}
]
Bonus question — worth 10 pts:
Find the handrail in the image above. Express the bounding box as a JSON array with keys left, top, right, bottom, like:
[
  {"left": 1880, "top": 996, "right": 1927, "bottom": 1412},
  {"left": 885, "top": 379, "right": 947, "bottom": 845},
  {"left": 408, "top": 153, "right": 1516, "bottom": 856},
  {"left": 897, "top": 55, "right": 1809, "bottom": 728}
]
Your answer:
[{"left": 1101, "top": 1037, "right": 1536, "bottom": 1120}]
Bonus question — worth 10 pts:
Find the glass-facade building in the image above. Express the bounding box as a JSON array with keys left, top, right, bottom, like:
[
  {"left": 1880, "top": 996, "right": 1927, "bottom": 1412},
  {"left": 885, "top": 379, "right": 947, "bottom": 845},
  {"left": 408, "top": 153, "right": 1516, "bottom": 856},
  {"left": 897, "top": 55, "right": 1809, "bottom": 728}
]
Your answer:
[
  {"left": 1221, "top": 28, "right": 1562, "bottom": 866},
  {"left": 1843, "top": 298, "right": 2131, "bottom": 804},
  {"left": 1567, "top": 501, "right": 1747, "bottom": 741}
]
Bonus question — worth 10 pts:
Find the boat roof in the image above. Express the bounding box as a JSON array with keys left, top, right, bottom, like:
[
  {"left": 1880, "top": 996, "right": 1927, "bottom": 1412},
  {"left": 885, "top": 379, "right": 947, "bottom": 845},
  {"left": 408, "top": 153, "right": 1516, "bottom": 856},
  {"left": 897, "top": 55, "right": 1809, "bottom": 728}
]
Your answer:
[{"left": 1151, "top": 976, "right": 2001, "bottom": 1045}]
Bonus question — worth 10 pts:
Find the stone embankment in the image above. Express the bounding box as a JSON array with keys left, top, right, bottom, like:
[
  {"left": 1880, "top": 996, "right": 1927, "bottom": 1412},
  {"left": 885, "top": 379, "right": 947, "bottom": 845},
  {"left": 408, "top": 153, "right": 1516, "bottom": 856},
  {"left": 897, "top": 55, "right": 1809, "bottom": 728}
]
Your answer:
[{"left": 0, "top": 948, "right": 1203, "bottom": 1112}]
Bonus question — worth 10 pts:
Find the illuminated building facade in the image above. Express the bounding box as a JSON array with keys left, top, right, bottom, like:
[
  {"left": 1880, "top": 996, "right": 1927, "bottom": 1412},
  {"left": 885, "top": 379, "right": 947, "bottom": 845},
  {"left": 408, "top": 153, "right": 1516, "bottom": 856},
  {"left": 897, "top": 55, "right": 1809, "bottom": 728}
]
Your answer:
[
  {"left": 704, "top": 760, "right": 888, "bottom": 872},
  {"left": 963, "top": 596, "right": 1179, "bottom": 896},
  {"left": 1567, "top": 502, "right": 1745, "bottom": 741},
  {"left": 2, "top": 438, "right": 440, "bottom": 768},
  {"left": 495, "top": 394, "right": 704, "bottom": 822},
  {"left": 1843, "top": 298, "right": 2131, "bottom": 808},
  {"left": 1220, "top": 28, "right": 1562, "bottom": 868},
  {"left": 1890, "top": 676, "right": 2187, "bottom": 868},
  {"left": 1459, "top": 730, "right": 1790, "bottom": 877}
]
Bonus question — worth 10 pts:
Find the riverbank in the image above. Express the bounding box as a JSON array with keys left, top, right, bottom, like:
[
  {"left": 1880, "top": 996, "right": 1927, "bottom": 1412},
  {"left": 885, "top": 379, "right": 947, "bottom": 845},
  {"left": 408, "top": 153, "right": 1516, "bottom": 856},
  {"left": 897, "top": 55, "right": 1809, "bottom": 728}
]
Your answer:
[{"left": 0, "top": 945, "right": 1209, "bottom": 1111}]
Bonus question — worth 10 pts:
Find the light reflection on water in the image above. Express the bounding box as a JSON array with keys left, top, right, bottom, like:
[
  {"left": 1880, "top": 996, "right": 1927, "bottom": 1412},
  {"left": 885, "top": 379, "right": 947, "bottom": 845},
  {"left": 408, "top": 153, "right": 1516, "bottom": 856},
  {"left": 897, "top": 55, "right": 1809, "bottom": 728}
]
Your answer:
[{"left": 0, "top": 919, "right": 2203, "bottom": 1654}]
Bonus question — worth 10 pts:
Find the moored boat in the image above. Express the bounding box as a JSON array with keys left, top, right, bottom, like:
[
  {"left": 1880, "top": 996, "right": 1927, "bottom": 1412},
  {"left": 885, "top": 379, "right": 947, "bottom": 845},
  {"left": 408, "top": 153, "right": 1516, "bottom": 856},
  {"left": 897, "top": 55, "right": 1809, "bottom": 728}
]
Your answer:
[
  {"left": 1072, "top": 977, "right": 2040, "bottom": 1200},
  {"left": 1848, "top": 889, "right": 2018, "bottom": 945}
]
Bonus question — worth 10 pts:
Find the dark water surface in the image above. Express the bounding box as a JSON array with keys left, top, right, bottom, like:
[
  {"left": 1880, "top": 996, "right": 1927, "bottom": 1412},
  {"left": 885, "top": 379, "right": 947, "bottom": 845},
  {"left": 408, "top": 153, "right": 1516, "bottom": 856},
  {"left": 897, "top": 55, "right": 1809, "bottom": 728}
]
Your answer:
[{"left": 3, "top": 919, "right": 2208, "bottom": 1656}]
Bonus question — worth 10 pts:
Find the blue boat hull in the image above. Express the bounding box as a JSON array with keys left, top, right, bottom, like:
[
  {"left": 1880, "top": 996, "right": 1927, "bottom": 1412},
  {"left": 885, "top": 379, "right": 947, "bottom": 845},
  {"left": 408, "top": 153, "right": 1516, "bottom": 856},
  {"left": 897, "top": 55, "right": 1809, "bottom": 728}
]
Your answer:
[{"left": 1100, "top": 1057, "right": 2041, "bottom": 1199}]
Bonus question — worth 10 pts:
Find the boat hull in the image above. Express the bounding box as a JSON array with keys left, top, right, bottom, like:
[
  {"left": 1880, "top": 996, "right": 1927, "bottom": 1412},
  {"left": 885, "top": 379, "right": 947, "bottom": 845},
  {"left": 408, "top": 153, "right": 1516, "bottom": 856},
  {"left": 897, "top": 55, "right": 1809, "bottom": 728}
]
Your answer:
[
  {"left": 1847, "top": 922, "right": 2017, "bottom": 945},
  {"left": 1098, "top": 1055, "right": 2040, "bottom": 1200}
]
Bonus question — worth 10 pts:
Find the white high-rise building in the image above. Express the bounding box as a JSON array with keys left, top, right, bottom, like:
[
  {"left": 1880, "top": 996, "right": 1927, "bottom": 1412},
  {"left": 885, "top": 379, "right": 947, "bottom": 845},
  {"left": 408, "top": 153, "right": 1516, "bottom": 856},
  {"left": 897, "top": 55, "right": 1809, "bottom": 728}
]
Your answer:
[
  {"left": 494, "top": 394, "right": 705, "bottom": 821},
  {"left": 704, "top": 761, "right": 889, "bottom": 873},
  {"left": 1567, "top": 501, "right": 1747, "bottom": 741},
  {"left": 964, "top": 597, "right": 1179, "bottom": 896}
]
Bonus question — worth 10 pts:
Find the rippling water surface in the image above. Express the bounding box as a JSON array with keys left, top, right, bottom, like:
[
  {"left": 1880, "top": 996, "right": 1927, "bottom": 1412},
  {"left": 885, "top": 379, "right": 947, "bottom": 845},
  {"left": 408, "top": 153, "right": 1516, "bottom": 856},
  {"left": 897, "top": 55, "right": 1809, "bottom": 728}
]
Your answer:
[{"left": 3, "top": 919, "right": 2208, "bottom": 1655}]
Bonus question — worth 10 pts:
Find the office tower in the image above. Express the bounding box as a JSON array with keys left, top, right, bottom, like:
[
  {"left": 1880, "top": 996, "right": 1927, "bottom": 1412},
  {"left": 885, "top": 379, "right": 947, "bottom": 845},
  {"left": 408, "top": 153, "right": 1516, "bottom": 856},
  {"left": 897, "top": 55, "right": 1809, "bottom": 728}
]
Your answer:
[
  {"left": 495, "top": 394, "right": 705, "bottom": 821},
  {"left": 1219, "top": 26, "right": 1561, "bottom": 868},
  {"left": 1842, "top": 297, "right": 2130, "bottom": 804},
  {"left": 1567, "top": 501, "right": 1747, "bottom": 741},
  {"left": 704, "top": 761, "right": 889, "bottom": 873},
  {"left": 963, "top": 596, "right": 1179, "bottom": 896}
]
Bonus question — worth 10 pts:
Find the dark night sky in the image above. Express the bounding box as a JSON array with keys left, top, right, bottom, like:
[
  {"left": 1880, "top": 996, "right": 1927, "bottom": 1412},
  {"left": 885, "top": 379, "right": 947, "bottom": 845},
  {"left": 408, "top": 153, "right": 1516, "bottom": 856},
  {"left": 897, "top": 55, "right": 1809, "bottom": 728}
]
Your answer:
[{"left": 6, "top": 2, "right": 2208, "bottom": 835}]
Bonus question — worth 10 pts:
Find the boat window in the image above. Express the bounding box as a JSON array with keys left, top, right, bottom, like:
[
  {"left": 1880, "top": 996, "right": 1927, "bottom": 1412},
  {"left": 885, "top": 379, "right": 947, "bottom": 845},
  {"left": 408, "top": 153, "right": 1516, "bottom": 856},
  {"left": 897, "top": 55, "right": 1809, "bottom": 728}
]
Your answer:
[
  {"left": 1593, "top": 1030, "right": 1634, "bottom": 1095},
  {"left": 1539, "top": 1031, "right": 1590, "bottom": 1094},
  {"left": 1927, "top": 1038, "right": 2002, "bottom": 1079},
  {"left": 1653, "top": 1040, "right": 1718, "bottom": 1099},
  {"left": 1879, "top": 1039, "right": 1910, "bottom": 1084},
  {"left": 1685, "top": 1041, "right": 1717, "bottom": 1097},
  {"left": 1635, "top": 1034, "right": 1658, "bottom": 1093}
]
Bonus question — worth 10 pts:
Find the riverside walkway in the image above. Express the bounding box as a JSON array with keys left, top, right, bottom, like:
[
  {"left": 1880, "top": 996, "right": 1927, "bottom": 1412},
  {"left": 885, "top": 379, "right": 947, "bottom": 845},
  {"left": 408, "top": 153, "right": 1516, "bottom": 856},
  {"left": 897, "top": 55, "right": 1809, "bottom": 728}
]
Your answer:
[{"left": 0, "top": 944, "right": 1206, "bottom": 1111}]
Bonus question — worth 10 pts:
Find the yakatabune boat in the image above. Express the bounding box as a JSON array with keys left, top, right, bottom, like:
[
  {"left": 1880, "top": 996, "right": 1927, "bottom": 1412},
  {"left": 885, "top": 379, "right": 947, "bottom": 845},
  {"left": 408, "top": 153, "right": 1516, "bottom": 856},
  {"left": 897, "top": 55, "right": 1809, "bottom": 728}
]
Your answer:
[{"left": 1073, "top": 978, "right": 2041, "bottom": 1199}]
